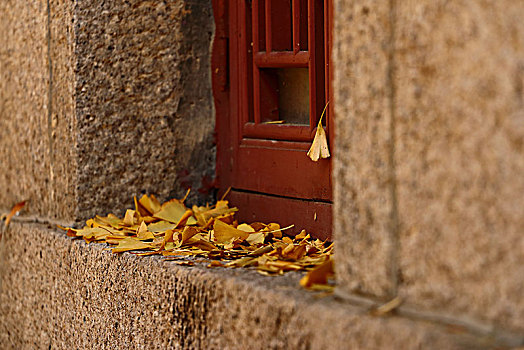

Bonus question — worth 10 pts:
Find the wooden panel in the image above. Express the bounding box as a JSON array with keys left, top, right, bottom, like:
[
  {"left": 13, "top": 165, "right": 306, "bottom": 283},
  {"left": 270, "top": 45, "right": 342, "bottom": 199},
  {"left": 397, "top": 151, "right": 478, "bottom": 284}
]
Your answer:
[
  {"left": 252, "top": 0, "right": 265, "bottom": 52},
  {"left": 234, "top": 142, "right": 331, "bottom": 200},
  {"left": 254, "top": 51, "right": 309, "bottom": 68},
  {"left": 268, "top": 0, "right": 293, "bottom": 51},
  {"left": 308, "top": 0, "right": 326, "bottom": 126},
  {"left": 229, "top": 190, "right": 332, "bottom": 240},
  {"left": 243, "top": 122, "right": 313, "bottom": 141}
]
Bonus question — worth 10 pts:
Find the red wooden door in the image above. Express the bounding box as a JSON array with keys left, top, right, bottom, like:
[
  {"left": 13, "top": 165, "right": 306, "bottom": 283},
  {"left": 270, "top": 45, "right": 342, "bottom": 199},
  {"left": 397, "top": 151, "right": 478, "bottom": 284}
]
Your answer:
[{"left": 213, "top": 0, "right": 333, "bottom": 240}]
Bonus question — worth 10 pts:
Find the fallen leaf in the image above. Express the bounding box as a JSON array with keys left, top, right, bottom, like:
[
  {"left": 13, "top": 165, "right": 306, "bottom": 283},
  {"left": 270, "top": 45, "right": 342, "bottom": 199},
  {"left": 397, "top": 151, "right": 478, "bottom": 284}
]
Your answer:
[
  {"left": 123, "top": 209, "right": 136, "bottom": 226},
  {"left": 113, "top": 237, "right": 151, "bottom": 253},
  {"left": 246, "top": 232, "right": 265, "bottom": 245},
  {"left": 94, "top": 214, "right": 122, "bottom": 228},
  {"left": 175, "top": 209, "right": 196, "bottom": 228},
  {"left": 153, "top": 199, "right": 196, "bottom": 225},
  {"left": 191, "top": 239, "right": 217, "bottom": 251},
  {"left": 248, "top": 245, "right": 273, "bottom": 256},
  {"left": 147, "top": 220, "right": 176, "bottom": 233},
  {"left": 237, "top": 223, "right": 255, "bottom": 233},
  {"left": 63, "top": 193, "right": 335, "bottom": 292},
  {"left": 136, "top": 222, "right": 155, "bottom": 241},
  {"left": 226, "top": 256, "right": 257, "bottom": 268},
  {"left": 300, "top": 258, "right": 334, "bottom": 288},
  {"left": 179, "top": 226, "right": 199, "bottom": 246},
  {"left": 282, "top": 244, "right": 307, "bottom": 260},
  {"left": 160, "top": 229, "right": 175, "bottom": 250},
  {"left": 295, "top": 230, "right": 308, "bottom": 240},
  {"left": 213, "top": 220, "right": 249, "bottom": 243},
  {"left": 208, "top": 260, "right": 223, "bottom": 268},
  {"left": 138, "top": 194, "right": 162, "bottom": 215},
  {"left": 4, "top": 200, "right": 26, "bottom": 228}
]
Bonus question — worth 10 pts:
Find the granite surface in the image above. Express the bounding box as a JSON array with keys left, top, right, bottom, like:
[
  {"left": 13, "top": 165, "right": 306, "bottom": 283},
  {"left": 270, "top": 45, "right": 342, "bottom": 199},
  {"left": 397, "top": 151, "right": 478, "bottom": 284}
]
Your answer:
[{"left": 0, "top": 222, "right": 502, "bottom": 349}]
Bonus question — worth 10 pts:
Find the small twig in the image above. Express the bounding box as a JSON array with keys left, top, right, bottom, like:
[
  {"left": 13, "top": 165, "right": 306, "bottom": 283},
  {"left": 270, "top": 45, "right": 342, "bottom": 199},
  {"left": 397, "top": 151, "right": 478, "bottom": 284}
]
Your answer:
[
  {"left": 181, "top": 189, "right": 191, "bottom": 203},
  {"left": 371, "top": 296, "right": 402, "bottom": 316},
  {"left": 220, "top": 186, "right": 231, "bottom": 201}
]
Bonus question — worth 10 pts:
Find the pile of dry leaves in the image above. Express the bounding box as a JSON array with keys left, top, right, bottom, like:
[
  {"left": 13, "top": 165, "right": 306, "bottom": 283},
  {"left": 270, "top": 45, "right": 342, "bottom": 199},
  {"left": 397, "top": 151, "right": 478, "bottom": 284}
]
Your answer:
[{"left": 58, "top": 193, "right": 335, "bottom": 291}]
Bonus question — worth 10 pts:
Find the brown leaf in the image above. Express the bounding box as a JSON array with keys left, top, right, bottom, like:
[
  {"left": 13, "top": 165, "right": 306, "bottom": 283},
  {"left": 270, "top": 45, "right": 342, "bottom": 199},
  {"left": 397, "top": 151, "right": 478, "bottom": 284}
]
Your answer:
[
  {"left": 160, "top": 229, "right": 176, "bottom": 250},
  {"left": 134, "top": 196, "right": 150, "bottom": 217},
  {"left": 282, "top": 244, "right": 307, "bottom": 260},
  {"left": 136, "top": 222, "right": 155, "bottom": 240},
  {"left": 246, "top": 232, "right": 265, "bottom": 245},
  {"left": 208, "top": 260, "right": 223, "bottom": 268},
  {"left": 300, "top": 258, "right": 334, "bottom": 288},
  {"left": 175, "top": 209, "right": 196, "bottom": 229}
]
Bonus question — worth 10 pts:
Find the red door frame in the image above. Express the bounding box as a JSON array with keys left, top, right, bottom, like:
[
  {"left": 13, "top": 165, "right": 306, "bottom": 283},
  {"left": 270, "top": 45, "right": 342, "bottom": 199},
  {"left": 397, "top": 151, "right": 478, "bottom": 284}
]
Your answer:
[{"left": 212, "top": 0, "right": 333, "bottom": 240}]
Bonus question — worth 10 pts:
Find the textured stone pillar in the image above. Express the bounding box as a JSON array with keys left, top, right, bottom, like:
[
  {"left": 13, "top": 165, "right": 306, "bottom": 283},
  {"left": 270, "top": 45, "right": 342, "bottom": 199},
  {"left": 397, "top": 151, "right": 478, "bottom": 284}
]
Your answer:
[
  {"left": 333, "top": 0, "right": 524, "bottom": 334},
  {"left": 0, "top": 0, "right": 216, "bottom": 222},
  {"left": 394, "top": 0, "right": 524, "bottom": 333}
]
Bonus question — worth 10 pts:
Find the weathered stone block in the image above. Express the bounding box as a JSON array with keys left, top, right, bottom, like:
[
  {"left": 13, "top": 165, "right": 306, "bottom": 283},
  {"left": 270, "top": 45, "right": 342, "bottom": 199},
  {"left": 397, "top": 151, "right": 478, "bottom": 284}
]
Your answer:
[
  {"left": 0, "top": 0, "right": 216, "bottom": 221},
  {"left": 394, "top": 0, "right": 524, "bottom": 333},
  {"left": 332, "top": 0, "right": 397, "bottom": 297},
  {"left": 73, "top": 0, "right": 216, "bottom": 220},
  {"left": 0, "top": 222, "right": 499, "bottom": 349}
]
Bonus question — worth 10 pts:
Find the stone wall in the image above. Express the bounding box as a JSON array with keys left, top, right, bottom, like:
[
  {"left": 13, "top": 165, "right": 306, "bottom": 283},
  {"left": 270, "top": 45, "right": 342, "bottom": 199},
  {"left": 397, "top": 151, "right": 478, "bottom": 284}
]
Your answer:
[
  {"left": 0, "top": 0, "right": 216, "bottom": 222},
  {"left": 333, "top": 0, "right": 524, "bottom": 335}
]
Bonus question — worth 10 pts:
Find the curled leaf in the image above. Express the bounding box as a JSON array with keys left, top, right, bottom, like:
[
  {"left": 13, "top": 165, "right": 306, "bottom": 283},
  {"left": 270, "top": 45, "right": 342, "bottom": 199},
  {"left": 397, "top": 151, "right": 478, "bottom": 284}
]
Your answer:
[
  {"left": 153, "top": 200, "right": 196, "bottom": 225},
  {"left": 4, "top": 200, "right": 27, "bottom": 228},
  {"left": 123, "top": 209, "right": 137, "bottom": 226},
  {"left": 307, "top": 103, "right": 330, "bottom": 162},
  {"left": 138, "top": 194, "right": 161, "bottom": 215},
  {"left": 300, "top": 258, "right": 334, "bottom": 288}
]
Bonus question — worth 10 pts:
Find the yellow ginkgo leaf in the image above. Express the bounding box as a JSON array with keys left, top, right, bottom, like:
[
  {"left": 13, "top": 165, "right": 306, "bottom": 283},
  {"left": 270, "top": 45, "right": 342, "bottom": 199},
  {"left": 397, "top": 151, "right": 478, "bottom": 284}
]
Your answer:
[
  {"left": 113, "top": 237, "right": 151, "bottom": 253},
  {"left": 94, "top": 214, "right": 122, "bottom": 228},
  {"left": 246, "top": 232, "right": 265, "bottom": 245},
  {"left": 138, "top": 194, "right": 162, "bottom": 215},
  {"left": 153, "top": 199, "right": 197, "bottom": 225},
  {"left": 236, "top": 223, "right": 255, "bottom": 233},
  {"left": 136, "top": 221, "right": 155, "bottom": 240},
  {"left": 179, "top": 226, "right": 199, "bottom": 246},
  {"left": 213, "top": 220, "right": 249, "bottom": 243},
  {"left": 123, "top": 209, "right": 136, "bottom": 226},
  {"left": 307, "top": 103, "right": 331, "bottom": 162},
  {"left": 148, "top": 220, "right": 176, "bottom": 233}
]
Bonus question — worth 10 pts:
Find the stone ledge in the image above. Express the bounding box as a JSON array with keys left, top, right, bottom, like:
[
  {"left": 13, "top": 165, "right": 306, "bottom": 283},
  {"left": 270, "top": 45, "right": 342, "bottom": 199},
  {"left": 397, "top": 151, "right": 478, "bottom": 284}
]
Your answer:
[{"left": 0, "top": 222, "right": 512, "bottom": 349}]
